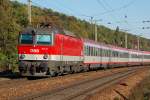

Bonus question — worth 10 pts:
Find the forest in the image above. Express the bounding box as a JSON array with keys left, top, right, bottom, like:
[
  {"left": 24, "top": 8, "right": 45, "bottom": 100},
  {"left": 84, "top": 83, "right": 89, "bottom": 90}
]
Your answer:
[{"left": 0, "top": 0, "right": 150, "bottom": 71}]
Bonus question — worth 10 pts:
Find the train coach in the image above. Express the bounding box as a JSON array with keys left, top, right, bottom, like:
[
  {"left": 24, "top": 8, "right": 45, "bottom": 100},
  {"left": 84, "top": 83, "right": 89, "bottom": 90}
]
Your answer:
[{"left": 18, "top": 26, "right": 150, "bottom": 77}]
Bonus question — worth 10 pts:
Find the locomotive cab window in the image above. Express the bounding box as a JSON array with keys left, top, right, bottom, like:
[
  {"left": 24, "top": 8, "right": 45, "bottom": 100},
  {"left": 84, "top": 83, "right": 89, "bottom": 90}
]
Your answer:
[
  {"left": 20, "top": 34, "right": 33, "bottom": 44},
  {"left": 36, "top": 35, "right": 52, "bottom": 45}
]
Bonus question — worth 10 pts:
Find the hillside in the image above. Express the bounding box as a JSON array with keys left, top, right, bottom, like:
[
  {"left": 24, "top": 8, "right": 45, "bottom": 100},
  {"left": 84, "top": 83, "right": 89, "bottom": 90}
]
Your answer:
[
  {"left": 11, "top": 1, "right": 150, "bottom": 49},
  {"left": 0, "top": 0, "right": 150, "bottom": 70}
]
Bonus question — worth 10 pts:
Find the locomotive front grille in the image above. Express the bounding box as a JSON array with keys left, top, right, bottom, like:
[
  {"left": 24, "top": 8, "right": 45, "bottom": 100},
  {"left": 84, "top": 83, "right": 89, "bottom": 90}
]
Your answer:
[{"left": 19, "top": 61, "right": 49, "bottom": 76}]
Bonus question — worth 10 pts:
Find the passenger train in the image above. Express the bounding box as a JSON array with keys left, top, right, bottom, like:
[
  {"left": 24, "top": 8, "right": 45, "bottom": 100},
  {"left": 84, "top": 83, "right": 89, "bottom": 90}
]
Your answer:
[{"left": 18, "top": 26, "right": 150, "bottom": 76}]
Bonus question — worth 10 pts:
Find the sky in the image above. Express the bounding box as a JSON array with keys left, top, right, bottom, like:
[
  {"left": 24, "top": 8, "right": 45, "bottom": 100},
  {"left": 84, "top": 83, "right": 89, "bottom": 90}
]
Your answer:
[{"left": 14, "top": 0, "right": 150, "bottom": 39}]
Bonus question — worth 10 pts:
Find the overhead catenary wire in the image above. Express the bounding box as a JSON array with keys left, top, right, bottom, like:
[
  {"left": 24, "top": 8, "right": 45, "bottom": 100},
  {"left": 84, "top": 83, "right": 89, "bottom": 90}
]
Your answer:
[
  {"left": 96, "top": 0, "right": 141, "bottom": 48},
  {"left": 94, "top": 0, "right": 137, "bottom": 16},
  {"left": 30, "top": 0, "right": 148, "bottom": 39},
  {"left": 96, "top": 0, "right": 120, "bottom": 25},
  {"left": 101, "top": 0, "right": 139, "bottom": 32}
]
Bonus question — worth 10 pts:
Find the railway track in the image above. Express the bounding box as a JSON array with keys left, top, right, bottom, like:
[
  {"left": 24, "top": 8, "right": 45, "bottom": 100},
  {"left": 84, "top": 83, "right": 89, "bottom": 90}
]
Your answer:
[
  {"left": 0, "top": 67, "right": 127, "bottom": 90},
  {"left": 18, "top": 66, "right": 146, "bottom": 100}
]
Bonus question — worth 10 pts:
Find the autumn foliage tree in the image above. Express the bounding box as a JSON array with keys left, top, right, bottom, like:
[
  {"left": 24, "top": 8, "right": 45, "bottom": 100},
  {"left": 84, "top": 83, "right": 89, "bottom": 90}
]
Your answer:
[{"left": 0, "top": 0, "right": 20, "bottom": 71}]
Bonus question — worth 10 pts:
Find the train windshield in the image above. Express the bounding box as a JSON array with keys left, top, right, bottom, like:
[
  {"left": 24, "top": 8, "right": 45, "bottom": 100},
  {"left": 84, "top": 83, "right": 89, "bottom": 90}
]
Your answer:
[
  {"left": 20, "top": 34, "right": 33, "bottom": 44},
  {"left": 36, "top": 35, "right": 52, "bottom": 45}
]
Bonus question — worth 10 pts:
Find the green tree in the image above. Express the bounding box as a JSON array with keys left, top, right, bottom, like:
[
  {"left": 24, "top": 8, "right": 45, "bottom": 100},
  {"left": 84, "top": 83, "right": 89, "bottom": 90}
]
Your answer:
[{"left": 0, "top": 0, "right": 20, "bottom": 71}]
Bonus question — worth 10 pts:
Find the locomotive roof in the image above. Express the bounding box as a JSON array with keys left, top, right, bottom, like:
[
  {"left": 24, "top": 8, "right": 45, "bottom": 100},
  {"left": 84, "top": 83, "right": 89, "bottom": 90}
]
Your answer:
[
  {"left": 21, "top": 27, "right": 77, "bottom": 37},
  {"left": 21, "top": 27, "right": 63, "bottom": 35}
]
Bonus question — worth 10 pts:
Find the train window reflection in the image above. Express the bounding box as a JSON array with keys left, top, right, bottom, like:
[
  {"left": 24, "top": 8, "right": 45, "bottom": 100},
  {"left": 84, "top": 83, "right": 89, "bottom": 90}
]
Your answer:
[
  {"left": 20, "top": 34, "right": 33, "bottom": 44},
  {"left": 36, "top": 35, "right": 52, "bottom": 45}
]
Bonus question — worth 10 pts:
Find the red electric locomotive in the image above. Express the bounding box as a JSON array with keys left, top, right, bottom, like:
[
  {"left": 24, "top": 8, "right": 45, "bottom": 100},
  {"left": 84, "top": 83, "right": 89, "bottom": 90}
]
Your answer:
[{"left": 18, "top": 26, "right": 84, "bottom": 76}]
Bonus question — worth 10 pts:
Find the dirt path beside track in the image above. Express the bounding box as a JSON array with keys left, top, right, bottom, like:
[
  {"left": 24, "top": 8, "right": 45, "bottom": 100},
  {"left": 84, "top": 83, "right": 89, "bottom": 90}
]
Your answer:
[{"left": 84, "top": 67, "right": 150, "bottom": 100}]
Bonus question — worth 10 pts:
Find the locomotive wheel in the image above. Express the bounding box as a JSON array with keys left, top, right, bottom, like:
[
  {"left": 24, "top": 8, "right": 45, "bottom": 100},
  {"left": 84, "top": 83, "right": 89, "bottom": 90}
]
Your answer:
[
  {"left": 58, "top": 72, "right": 64, "bottom": 76},
  {"left": 50, "top": 70, "right": 57, "bottom": 77},
  {"left": 68, "top": 66, "right": 74, "bottom": 74}
]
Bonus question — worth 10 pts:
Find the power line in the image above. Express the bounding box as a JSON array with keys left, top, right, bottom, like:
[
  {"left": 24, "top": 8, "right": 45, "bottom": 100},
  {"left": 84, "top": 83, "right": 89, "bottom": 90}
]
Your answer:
[
  {"left": 94, "top": 0, "right": 137, "bottom": 16},
  {"left": 96, "top": 0, "right": 108, "bottom": 11},
  {"left": 96, "top": 0, "right": 125, "bottom": 32},
  {"left": 96, "top": 0, "right": 119, "bottom": 23},
  {"left": 102, "top": 0, "right": 139, "bottom": 33},
  {"left": 96, "top": 0, "right": 140, "bottom": 48}
]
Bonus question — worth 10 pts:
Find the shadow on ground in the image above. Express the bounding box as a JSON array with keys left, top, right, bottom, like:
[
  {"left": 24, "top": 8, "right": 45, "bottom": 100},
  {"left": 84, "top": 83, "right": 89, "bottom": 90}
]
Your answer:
[{"left": 0, "top": 70, "right": 22, "bottom": 79}]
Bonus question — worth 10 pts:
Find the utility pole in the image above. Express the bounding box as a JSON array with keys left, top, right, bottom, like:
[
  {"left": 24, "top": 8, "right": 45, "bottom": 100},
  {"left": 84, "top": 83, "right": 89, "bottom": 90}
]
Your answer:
[
  {"left": 125, "top": 33, "right": 127, "bottom": 48},
  {"left": 28, "top": 0, "right": 32, "bottom": 25},
  {"left": 124, "top": 15, "right": 128, "bottom": 48},
  {"left": 95, "top": 20, "right": 97, "bottom": 42},
  {"left": 137, "top": 36, "right": 140, "bottom": 51},
  {"left": 137, "top": 34, "right": 142, "bottom": 51},
  {"left": 120, "top": 29, "right": 128, "bottom": 48},
  {"left": 90, "top": 17, "right": 94, "bottom": 40},
  {"left": 94, "top": 19, "right": 102, "bottom": 42}
]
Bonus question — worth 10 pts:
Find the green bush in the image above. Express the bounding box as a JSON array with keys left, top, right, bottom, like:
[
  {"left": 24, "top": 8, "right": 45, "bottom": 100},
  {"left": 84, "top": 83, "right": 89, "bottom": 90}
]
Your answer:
[{"left": 0, "top": 53, "right": 7, "bottom": 71}]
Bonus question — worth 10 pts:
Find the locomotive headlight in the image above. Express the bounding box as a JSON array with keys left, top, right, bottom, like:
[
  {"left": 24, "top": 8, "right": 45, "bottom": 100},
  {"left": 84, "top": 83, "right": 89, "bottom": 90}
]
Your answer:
[
  {"left": 20, "top": 54, "right": 25, "bottom": 59},
  {"left": 43, "top": 54, "right": 48, "bottom": 59}
]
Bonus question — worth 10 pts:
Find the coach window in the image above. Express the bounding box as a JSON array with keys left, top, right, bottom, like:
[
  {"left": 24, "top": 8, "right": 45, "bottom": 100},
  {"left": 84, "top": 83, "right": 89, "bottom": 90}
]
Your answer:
[
  {"left": 87, "top": 46, "right": 89, "bottom": 56},
  {"left": 93, "top": 47, "right": 94, "bottom": 56},
  {"left": 103, "top": 49, "right": 105, "bottom": 57},
  {"left": 104, "top": 50, "right": 106, "bottom": 57},
  {"left": 98, "top": 48, "right": 101, "bottom": 56},
  {"left": 95, "top": 47, "right": 97, "bottom": 56},
  {"left": 113, "top": 51, "right": 115, "bottom": 57},
  {"left": 88, "top": 46, "right": 89, "bottom": 56},
  {"left": 89, "top": 46, "right": 92, "bottom": 56},
  {"left": 86, "top": 46, "right": 88, "bottom": 56},
  {"left": 93, "top": 47, "right": 96, "bottom": 56},
  {"left": 89, "top": 46, "right": 91, "bottom": 56},
  {"left": 105, "top": 49, "right": 107, "bottom": 57},
  {"left": 94, "top": 47, "right": 96, "bottom": 56},
  {"left": 120, "top": 52, "right": 122, "bottom": 58},
  {"left": 84, "top": 46, "right": 86, "bottom": 55},
  {"left": 88, "top": 46, "right": 90, "bottom": 56},
  {"left": 102, "top": 49, "right": 104, "bottom": 57},
  {"left": 92, "top": 47, "right": 94, "bottom": 56},
  {"left": 96, "top": 48, "right": 98, "bottom": 56},
  {"left": 107, "top": 50, "right": 109, "bottom": 57},
  {"left": 93, "top": 47, "right": 95, "bottom": 56},
  {"left": 149, "top": 55, "right": 150, "bottom": 59},
  {"left": 104, "top": 49, "right": 107, "bottom": 57},
  {"left": 97, "top": 48, "right": 99, "bottom": 56},
  {"left": 114, "top": 51, "right": 118, "bottom": 57}
]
